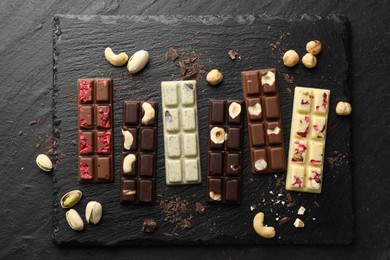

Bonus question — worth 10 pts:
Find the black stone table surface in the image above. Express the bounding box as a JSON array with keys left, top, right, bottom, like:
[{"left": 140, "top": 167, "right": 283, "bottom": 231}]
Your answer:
[{"left": 0, "top": 0, "right": 389, "bottom": 259}]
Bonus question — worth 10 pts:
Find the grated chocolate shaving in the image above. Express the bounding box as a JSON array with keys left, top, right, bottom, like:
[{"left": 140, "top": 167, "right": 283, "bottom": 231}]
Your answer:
[
  {"left": 283, "top": 73, "right": 294, "bottom": 84},
  {"left": 195, "top": 202, "right": 205, "bottom": 214},
  {"left": 278, "top": 216, "right": 290, "bottom": 225},
  {"left": 160, "top": 196, "right": 193, "bottom": 235}
]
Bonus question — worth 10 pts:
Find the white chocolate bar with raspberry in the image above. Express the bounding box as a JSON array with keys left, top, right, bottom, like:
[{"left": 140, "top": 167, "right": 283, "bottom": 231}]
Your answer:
[{"left": 286, "top": 87, "right": 330, "bottom": 193}]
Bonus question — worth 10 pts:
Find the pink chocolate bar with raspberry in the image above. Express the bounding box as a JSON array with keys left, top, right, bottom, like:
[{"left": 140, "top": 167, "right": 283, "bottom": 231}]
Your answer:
[{"left": 77, "top": 78, "right": 113, "bottom": 183}]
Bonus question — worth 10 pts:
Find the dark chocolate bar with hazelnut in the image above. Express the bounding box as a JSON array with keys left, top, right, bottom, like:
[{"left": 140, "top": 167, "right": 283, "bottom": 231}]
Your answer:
[
  {"left": 78, "top": 78, "right": 114, "bottom": 183},
  {"left": 241, "top": 69, "right": 286, "bottom": 174},
  {"left": 206, "top": 99, "right": 243, "bottom": 204},
  {"left": 120, "top": 101, "right": 158, "bottom": 205}
]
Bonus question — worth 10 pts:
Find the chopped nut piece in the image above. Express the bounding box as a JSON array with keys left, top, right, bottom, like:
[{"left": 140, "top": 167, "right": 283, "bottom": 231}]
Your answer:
[
  {"left": 228, "top": 102, "right": 241, "bottom": 119},
  {"left": 297, "top": 206, "right": 306, "bottom": 215},
  {"left": 248, "top": 103, "right": 262, "bottom": 116},
  {"left": 209, "top": 191, "right": 222, "bottom": 201},
  {"left": 255, "top": 159, "right": 267, "bottom": 171},
  {"left": 294, "top": 218, "right": 305, "bottom": 228}
]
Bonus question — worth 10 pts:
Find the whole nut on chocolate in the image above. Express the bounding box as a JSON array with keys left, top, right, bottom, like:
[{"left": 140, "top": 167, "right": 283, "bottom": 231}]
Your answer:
[
  {"left": 253, "top": 212, "right": 276, "bottom": 238},
  {"left": 306, "top": 40, "right": 322, "bottom": 55},
  {"left": 66, "top": 209, "right": 84, "bottom": 231},
  {"left": 60, "top": 190, "right": 82, "bottom": 208},
  {"left": 141, "top": 102, "right": 155, "bottom": 125},
  {"left": 104, "top": 47, "right": 129, "bottom": 66},
  {"left": 122, "top": 129, "right": 134, "bottom": 150},
  {"left": 210, "top": 127, "right": 226, "bottom": 144},
  {"left": 248, "top": 103, "right": 262, "bottom": 116},
  {"left": 123, "top": 154, "right": 136, "bottom": 174},
  {"left": 283, "top": 50, "right": 299, "bottom": 67},
  {"left": 206, "top": 69, "right": 223, "bottom": 86},
  {"left": 335, "top": 101, "right": 352, "bottom": 115},
  {"left": 302, "top": 53, "right": 317, "bottom": 68},
  {"left": 36, "top": 154, "right": 53, "bottom": 172},
  {"left": 228, "top": 102, "right": 241, "bottom": 119},
  {"left": 85, "top": 201, "right": 102, "bottom": 224},
  {"left": 209, "top": 191, "right": 222, "bottom": 201},
  {"left": 127, "top": 50, "right": 149, "bottom": 74}
]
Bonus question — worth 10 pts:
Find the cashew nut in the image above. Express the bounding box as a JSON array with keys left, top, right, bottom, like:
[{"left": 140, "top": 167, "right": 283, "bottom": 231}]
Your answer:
[
  {"left": 141, "top": 102, "right": 155, "bottom": 125},
  {"left": 253, "top": 212, "right": 276, "bottom": 238},
  {"left": 122, "top": 129, "right": 134, "bottom": 150},
  {"left": 123, "top": 154, "right": 136, "bottom": 174},
  {"left": 127, "top": 50, "right": 149, "bottom": 74},
  {"left": 104, "top": 47, "right": 129, "bottom": 66}
]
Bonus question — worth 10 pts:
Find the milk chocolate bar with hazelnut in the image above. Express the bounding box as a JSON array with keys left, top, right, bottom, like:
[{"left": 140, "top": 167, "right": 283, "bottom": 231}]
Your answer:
[
  {"left": 77, "top": 78, "right": 114, "bottom": 183},
  {"left": 285, "top": 87, "right": 330, "bottom": 194},
  {"left": 206, "top": 99, "right": 244, "bottom": 204},
  {"left": 241, "top": 69, "right": 286, "bottom": 174},
  {"left": 120, "top": 101, "right": 158, "bottom": 204}
]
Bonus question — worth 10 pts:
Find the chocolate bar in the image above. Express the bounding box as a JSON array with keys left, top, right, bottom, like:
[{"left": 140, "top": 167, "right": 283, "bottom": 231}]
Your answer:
[
  {"left": 241, "top": 68, "right": 286, "bottom": 174},
  {"left": 120, "top": 101, "right": 158, "bottom": 204},
  {"left": 286, "top": 87, "right": 330, "bottom": 193},
  {"left": 206, "top": 100, "right": 244, "bottom": 204},
  {"left": 78, "top": 78, "right": 113, "bottom": 182},
  {"left": 161, "top": 80, "right": 201, "bottom": 185}
]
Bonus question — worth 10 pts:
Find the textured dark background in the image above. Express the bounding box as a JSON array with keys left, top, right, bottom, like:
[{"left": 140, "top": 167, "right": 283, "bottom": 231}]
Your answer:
[
  {"left": 0, "top": 0, "right": 389, "bottom": 259},
  {"left": 52, "top": 15, "right": 352, "bottom": 246}
]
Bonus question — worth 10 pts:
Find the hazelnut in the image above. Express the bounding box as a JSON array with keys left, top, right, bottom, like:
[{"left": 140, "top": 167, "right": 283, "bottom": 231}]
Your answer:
[
  {"left": 335, "top": 101, "right": 352, "bottom": 115},
  {"left": 206, "top": 69, "right": 223, "bottom": 86},
  {"left": 248, "top": 103, "right": 262, "bottom": 116},
  {"left": 210, "top": 127, "right": 225, "bottom": 144},
  {"left": 209, "top": 191, "right": 222, "bottom": 201},
  {"left": 302, "top": 53, "right": 317, "bottom": 68},
  {"left": 255, "top": 159, "right": 267, "bottom": 171},
  {"left": 228, "top": 102, "right": 241, "bottom": 119},
  {"left": 283, "top": 50, "right": 299, "bottom": 67},
  {"left": 306, "top": 40, "right": 322, "bottom": 55},
  {"left": 261, "top": 71, "right": 275, "bottom": 86}
]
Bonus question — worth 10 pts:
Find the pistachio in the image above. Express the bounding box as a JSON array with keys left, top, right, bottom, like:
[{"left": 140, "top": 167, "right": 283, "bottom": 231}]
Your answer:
[
  {"left": 210, "top": 127, "right": 225, "bottom": 144},
  {"left": 228, "top": 102, "right": 241, "bottom": 119},
  {"left": 36, "top": 154, "right": 53, "bottom": 172},
  {"left": 60, "top": 190, "right": 82, "bottom": 208},
  {"left": 66, "top": 209, "right": 84, "bottom": 231},
  {"left": 85, "top": 201, "right": 102, "bottom": 224},
  {"left": 127, "top": 50, "right": 149, "bottom": 74}
]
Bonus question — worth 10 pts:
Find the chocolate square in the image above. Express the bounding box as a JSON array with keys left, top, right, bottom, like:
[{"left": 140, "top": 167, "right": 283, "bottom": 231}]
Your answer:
[
  {"left": 139, "top": 153, "right": 155, "bottom": 177},
  {"left": 208, "top": 152, "right": 223, "bottom": 175}
]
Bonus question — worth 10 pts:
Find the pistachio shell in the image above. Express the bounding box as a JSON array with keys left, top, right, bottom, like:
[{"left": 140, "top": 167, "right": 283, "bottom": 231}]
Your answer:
[
  {"left": 36, "top": 154, "right": 53, "bottom": 172},
  {"left": 66, "top": 209, "right": 84, "bottom": 231},
  {"left": 85, "top": 201, "right": 102, "bottom": 224},
  {"left": 60, "top": 190, "right": 82, "bottom": 208}
]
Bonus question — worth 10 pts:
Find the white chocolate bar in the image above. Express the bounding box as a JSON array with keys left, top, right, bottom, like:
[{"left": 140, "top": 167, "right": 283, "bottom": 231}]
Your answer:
[
  {"left": 161, "top": 80, "right": 201, "bottom": 185},
  {"left": 286, "top": 87, "right": 330, "bottom": 193}
]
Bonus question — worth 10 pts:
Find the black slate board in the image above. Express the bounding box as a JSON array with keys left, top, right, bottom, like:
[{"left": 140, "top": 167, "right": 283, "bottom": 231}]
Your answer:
[{"left": 53, "top": 15, "right": 353, "bottom": 246}]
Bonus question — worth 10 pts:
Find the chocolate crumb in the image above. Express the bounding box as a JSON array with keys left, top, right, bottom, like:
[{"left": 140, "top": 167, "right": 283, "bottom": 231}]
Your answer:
[
  {"left": 160, "top": 196, "right": 193, "bottom": 234},
  {"left": 71, "top": 140, "right": 77, "bottom": 145},
  {"left": 283, "top": 73, "right": 294, "bottom": 84},
  {"left": 35, "top": 143, "right": 40, "bottom": 149},
  {"left": 278, "top": 216, "right": 290, "bottom": 225},
  {"left": 29, "top": 120, "right": 38, "bottom": 126},
  {"left": 195, "top": 202, "right": 205, "bottom": 214},
  {"left": 18, "top": 131, "right": 23, "bottom": 136},
  {"left": 286, "top": 87, "right": 292, "bottom": 96},
  {"left": 142, "top": 219, "right": 157, "bottom": 233},
  {"left": 286, "top": 32, "right": 292, "bottom": 36},
  {"left": 166, "top": 47, "right": 179, "bottom": 63},
  {"left": 313, "top": 201, "right": 320, "bottom": 207},
  {"left": 327, "top": 151, "right": 349, "bottom": 168},
  {"left": 228, "top": 50, "right": 241, "bottom": 60}
]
